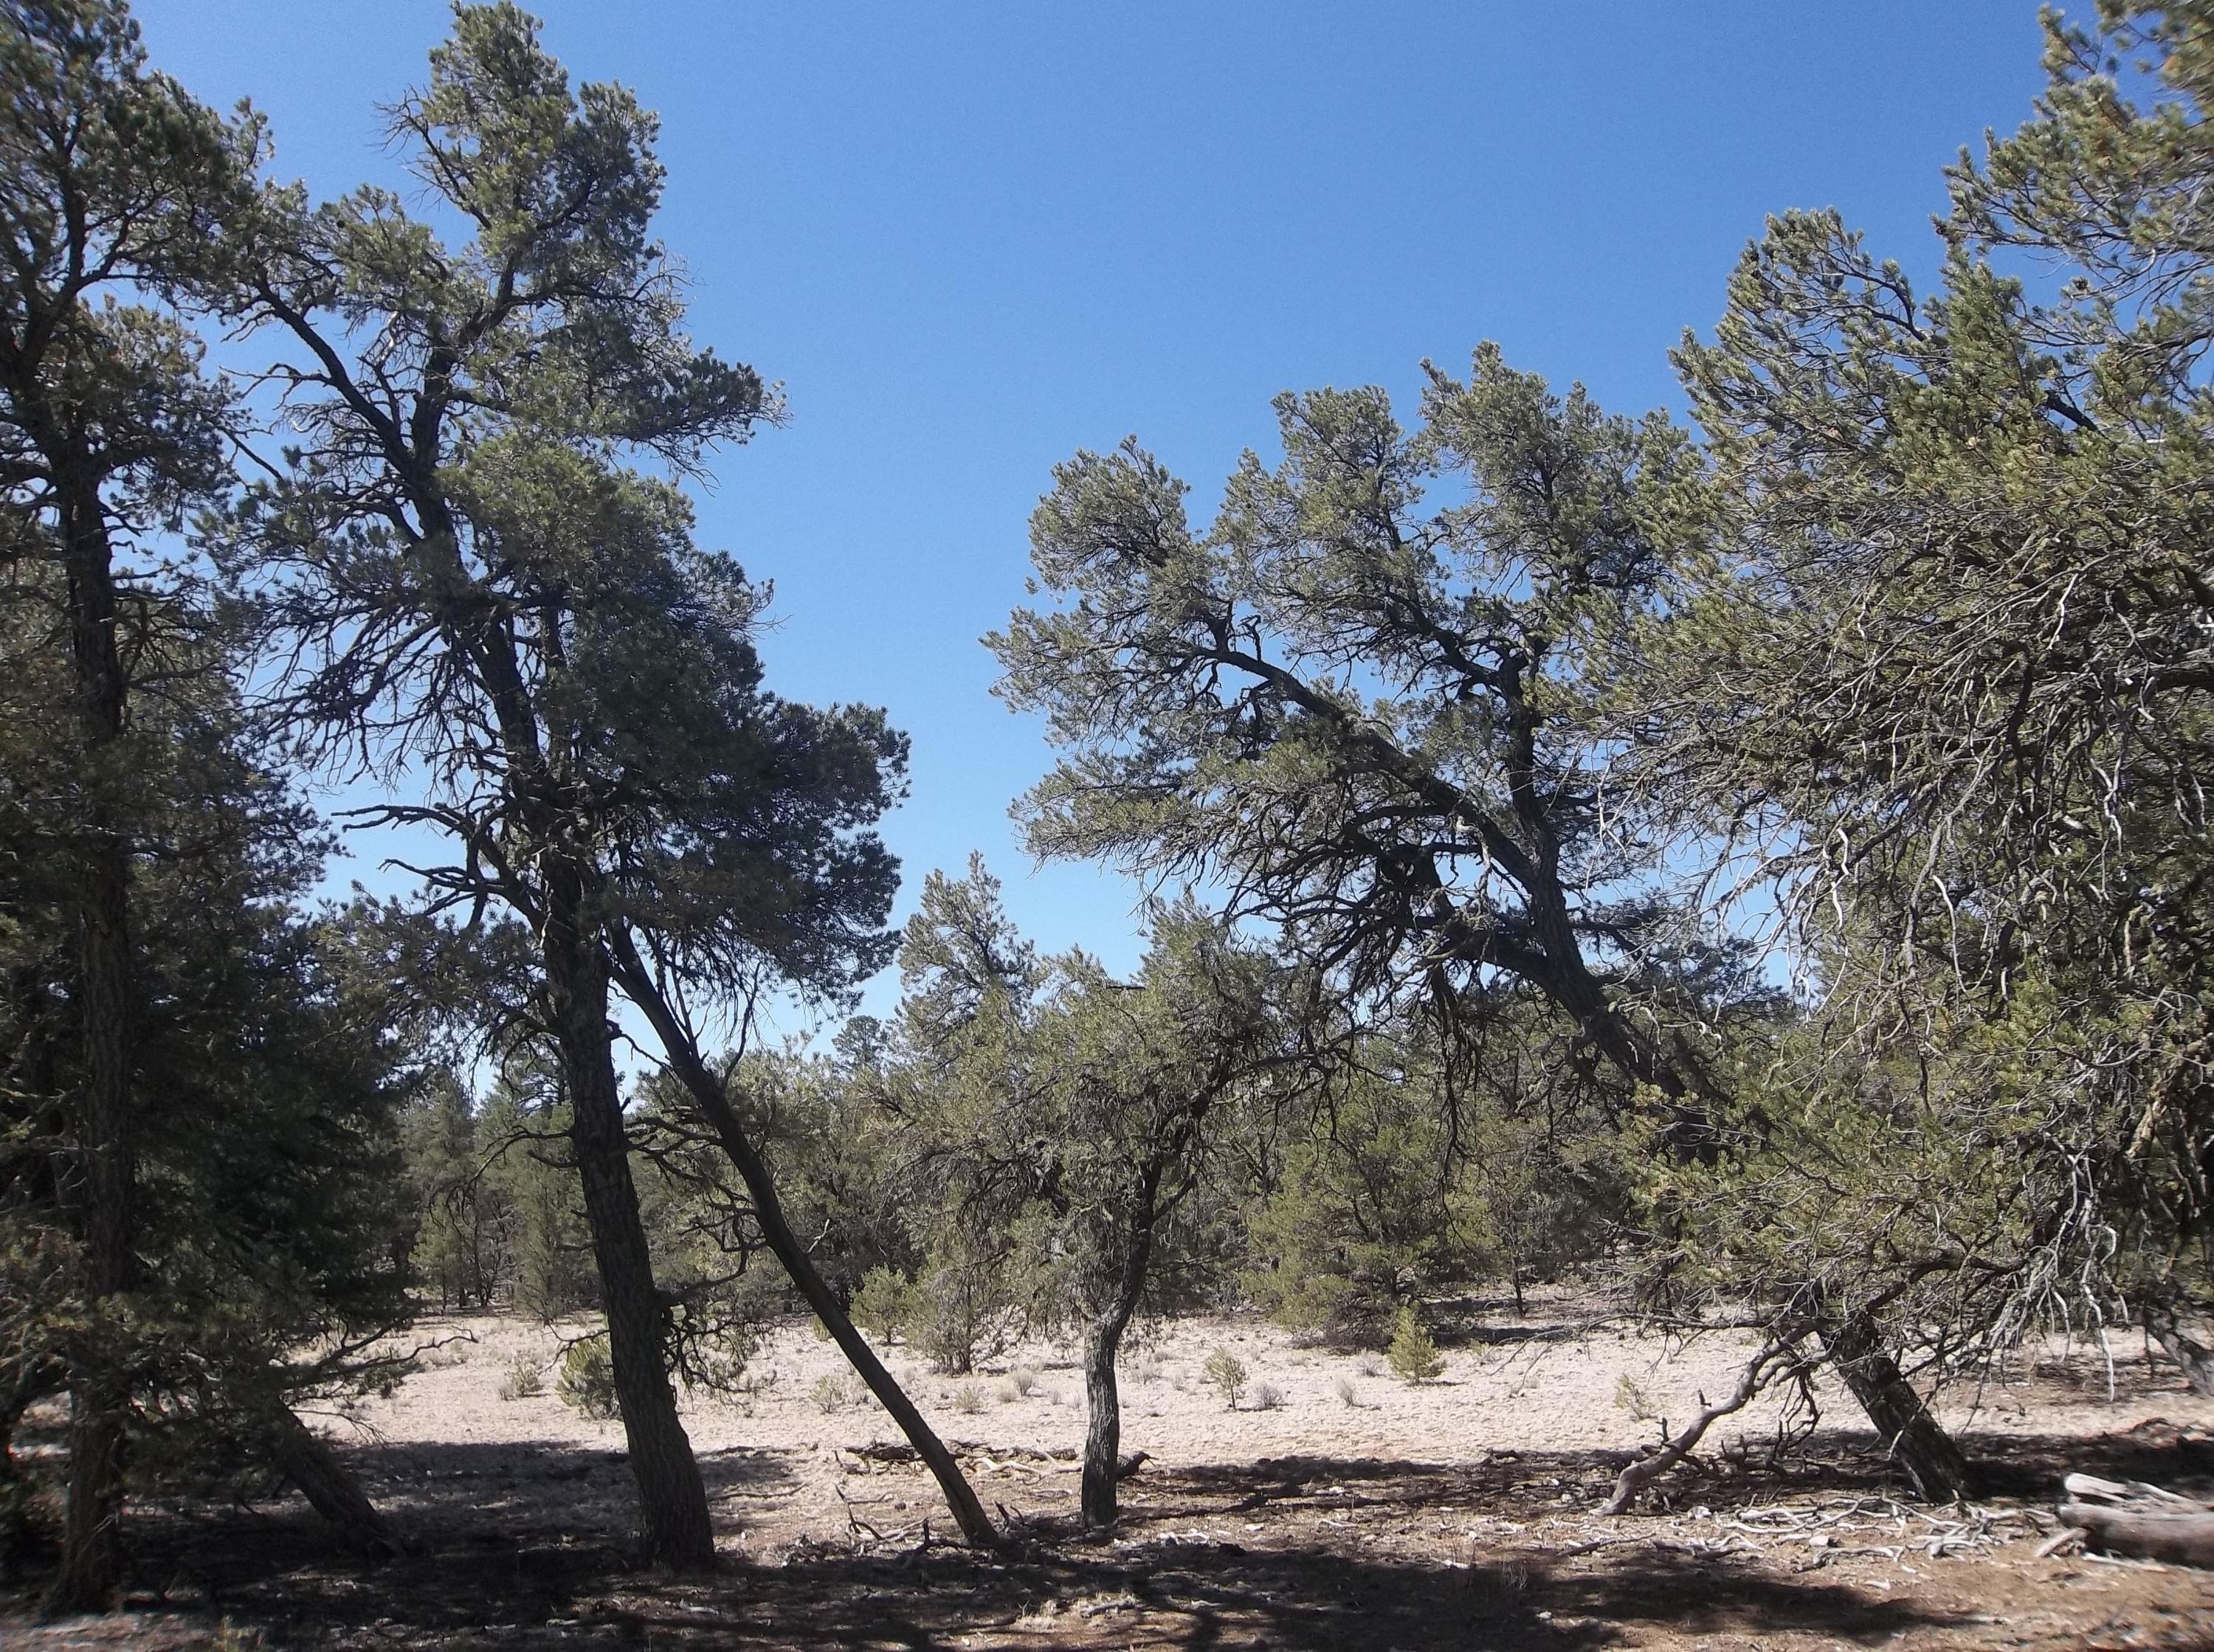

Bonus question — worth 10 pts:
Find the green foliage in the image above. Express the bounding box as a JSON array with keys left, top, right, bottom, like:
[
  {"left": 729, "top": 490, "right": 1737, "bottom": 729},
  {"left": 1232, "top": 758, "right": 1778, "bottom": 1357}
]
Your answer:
[
  {"left": 465, "top": 1075, "right": 597, "bottom": 1322},
  {"left": 0, "top": 608, "right": 418, "bottom": 1471},
  {"left": 991, "top": 345, "right": 1745, "bottom": 1127},
  {"left": 1201, "top": 1347, "right": 1247, "bottom": 1410},
  {"left": 906, "top": 1238, "right": 1021, "bottom": 1376},
  {"left": 809, "top": 1372, "right": 864, "bottom": 1414},
  {"left": 1385, "top": 1308, "right": 1445, "bottom": 1385},
  {"left": 1241, "top": 1052, "right": 1494, "bottom": 1344},
  {"left": 555, "top": 1335, "right": 618, "bottom": 1420},
  {"left": 1241, "top": 1010, "right": 1621, "bottom": 1341},
  {"left": 887, "top": 865, "right": 1283, "bottom": 1355},
  {"left": 1630, "top": 0, "right": 2214, "bottom": 1361},
  {"left": 850, "top": 1266, "right": 917, "bottom": 1345}
]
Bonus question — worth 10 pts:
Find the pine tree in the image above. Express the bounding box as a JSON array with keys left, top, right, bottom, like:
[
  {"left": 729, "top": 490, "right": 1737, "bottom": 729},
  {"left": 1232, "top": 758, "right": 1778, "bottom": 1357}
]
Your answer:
[
  {"left": 0, "top": 0, "right": 262, "bottom": 1604},
  {"left": 221, "top": 3, "right": 966, "bottom": 1558}
]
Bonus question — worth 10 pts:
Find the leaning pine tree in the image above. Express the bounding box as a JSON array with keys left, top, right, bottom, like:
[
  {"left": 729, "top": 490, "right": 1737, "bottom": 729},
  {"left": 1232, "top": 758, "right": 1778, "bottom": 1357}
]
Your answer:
[
  {"left": 1614, "top": 0, "right": 2214, "bottom": 1436},
  {"left": 990, "top": 346, "right": 1979, "bottom": 1501},
  {"left": 225, "top": 2, "right": 994, "bottom": 1558}
]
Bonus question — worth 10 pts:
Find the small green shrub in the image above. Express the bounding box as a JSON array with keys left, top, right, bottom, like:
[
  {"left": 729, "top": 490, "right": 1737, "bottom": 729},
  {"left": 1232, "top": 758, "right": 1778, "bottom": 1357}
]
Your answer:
[
  {"left": 810, "top": 1372, "right": 864, "bottom": 1413},
  {"left": 850, "top": 1265, "right": 917, "bottom": 1344},
  {"left": 556, "top": 1335, "right": 619, "bottom": 1419},
  {"left": 1386, "top": 1307, "right": 1445, "bottom": 1385},
  {"left": 1201, "top": 1347, "right": 1247, "bottom": 1410},
  {"left": 953, "top": 1383, "right": 984, "bottom": 1414}
]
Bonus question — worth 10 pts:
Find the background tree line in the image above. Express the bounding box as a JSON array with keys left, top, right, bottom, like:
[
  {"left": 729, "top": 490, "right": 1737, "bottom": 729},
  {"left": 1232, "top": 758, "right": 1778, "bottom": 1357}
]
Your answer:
[{"left": 3, "top": 0, "right": 2209, "bottom": 1610}]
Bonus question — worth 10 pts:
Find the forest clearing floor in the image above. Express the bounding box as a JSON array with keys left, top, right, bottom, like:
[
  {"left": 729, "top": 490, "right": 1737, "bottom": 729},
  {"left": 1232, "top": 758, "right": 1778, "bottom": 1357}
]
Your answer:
[{"left": 7, "top": 1299, "right": 2214, "bottom": 1649}]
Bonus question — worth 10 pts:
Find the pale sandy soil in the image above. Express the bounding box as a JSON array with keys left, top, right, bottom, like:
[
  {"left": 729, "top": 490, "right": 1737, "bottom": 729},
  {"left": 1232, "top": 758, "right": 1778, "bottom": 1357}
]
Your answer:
[
  {"left": 10, "top": 1299, "right": 2213, "bottom": 1649},
  {"left": 329, "top": 1297, "right": 2214, "bottom": 1550}
]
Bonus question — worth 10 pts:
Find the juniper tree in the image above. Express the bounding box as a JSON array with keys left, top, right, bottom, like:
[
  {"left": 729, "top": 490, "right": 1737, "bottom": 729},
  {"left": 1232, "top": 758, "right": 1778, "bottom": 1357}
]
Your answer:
[
  {"left": 1244, "top": 998, "right": 1620, "bottom": 1338},
  {"left": 891, "top": 864, "right": 1283, "bottom": 1527}
]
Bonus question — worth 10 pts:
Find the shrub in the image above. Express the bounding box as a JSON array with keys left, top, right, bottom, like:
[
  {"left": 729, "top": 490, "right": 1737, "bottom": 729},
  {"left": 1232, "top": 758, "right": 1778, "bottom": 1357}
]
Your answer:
[
  {"left": 953, "top": 1384, "right": 984, "bottom": 1414},
  {"left": 850, "top": 1265, "right": 917, "bottom": 1344},
  {"left": 907, "top": 1246, "right": 1020, "bottom": 1374},
  {"left": 497, "top": 1354, "right": 545, "bottom": 1401},
  {"left": 556, "top": 1335, "right": 618, "bottom": 1419},
  {"left": 1251, "top": 1380, "right": 1286, "bottom": 1410},
  {"left": 1334, "top": 1375, "right": 1359, "bottom": 1408},
  {"left": 810, "top": 1372, "right": 864, "bottom": 1413},
  {"left": 1613, "top": 1373, "right": 1658, "bottom": 1420},
  {"left": 1201, "top": 1347, "right": 1247, "bottom": 1410},
  {"left": 1386, "top": 1307, "right": 1445, "bottom": 1385}
]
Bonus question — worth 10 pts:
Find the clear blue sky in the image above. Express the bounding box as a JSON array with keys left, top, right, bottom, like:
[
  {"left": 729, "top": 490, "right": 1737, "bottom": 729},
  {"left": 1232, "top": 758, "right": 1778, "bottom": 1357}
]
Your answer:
[{"left": 135, "top": 0, "right": 2050, "bottom": 1016}]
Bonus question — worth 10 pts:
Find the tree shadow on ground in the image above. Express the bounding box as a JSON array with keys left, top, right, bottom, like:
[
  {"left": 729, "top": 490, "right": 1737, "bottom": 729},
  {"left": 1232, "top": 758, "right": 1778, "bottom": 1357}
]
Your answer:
[
  {"left": 78, "top": 1503, "right": 1971, "bottom": 1652},
  {"left": 79, "top": 1437, "right": 799, "bottom": 1628},
  {"left": 9, "top": 1425, "right": 2211, "bottom": 1648}
]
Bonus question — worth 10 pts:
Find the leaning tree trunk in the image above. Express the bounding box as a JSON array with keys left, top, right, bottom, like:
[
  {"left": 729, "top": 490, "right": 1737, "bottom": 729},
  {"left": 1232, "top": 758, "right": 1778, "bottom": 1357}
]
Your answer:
[
  {"left": 1081, "top": 1169, "right": 1163, "bottom": 1531},
  {"left": 1824, "top": 1308, "right": 1974, "bottom": 1502},
  {"left": 604, "top": 930, "right": 998, "bottom": 1550},
  {"left": 543, "top": 899, "right": 716, "bottom": 1569},
  {"left": 266, "top": 1406, "right": 395, "bottom": 1558},
  {"left": 46, "top": 476, "right": 139, "bottom": 1617}
]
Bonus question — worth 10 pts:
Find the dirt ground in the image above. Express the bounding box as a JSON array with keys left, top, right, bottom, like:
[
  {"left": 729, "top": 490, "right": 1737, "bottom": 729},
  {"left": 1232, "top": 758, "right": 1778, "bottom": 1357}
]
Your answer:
[{"left": 7, "top": 1298, "right": 2213, "bottom": 1649}]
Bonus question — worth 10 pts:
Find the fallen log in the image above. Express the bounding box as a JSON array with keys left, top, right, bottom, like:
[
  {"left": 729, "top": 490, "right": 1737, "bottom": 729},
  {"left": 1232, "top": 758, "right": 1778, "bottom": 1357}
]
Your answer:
[
  {"left": 2055, "top": 1503, "right": 2214, "bottom": 1566},
  {"left": 2055, "top": 1471, "right": 2214, "bottom": 1568}
]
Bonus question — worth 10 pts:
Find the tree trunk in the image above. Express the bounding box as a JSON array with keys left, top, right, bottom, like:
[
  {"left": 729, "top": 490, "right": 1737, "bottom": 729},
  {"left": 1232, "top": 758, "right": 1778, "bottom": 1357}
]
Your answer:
[
  {"left": 1080, "top": 1322, "right": 1127, "bottom": 1531},
  {"left": 266, "top": 1406, "right": 395, "bottom": 1558},
  {"left": 2142, "top": 1300, "right": 2214, "bottom": 1399},
  {"left": 543, "top": 902, "right": 715, "bottom": 1569},
  {"left": 604, "top": 929, "right": 998, "bottom": 1550},
  {"left": 1080, "top": 1168, "right": 1162, "bottom": 1532},
  {"left": 46, "top": 478, "right": 138, "bottom": 1617},
  {"left": 1824, "top": 1308, "right": 1974, "bottom": 1502},
  {"left": 47, "top": 1383, "right": 125, "bottom": 1614}
]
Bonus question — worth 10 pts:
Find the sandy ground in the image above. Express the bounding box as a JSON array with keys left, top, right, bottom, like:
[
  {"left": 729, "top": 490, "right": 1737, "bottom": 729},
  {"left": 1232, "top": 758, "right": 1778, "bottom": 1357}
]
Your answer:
[
  {"left": 328, "top": 1302, "right": 2214, "bottom": 1540},
  {"left": 7, "top": 1299, "right": 2214, "bottom": 1649}
]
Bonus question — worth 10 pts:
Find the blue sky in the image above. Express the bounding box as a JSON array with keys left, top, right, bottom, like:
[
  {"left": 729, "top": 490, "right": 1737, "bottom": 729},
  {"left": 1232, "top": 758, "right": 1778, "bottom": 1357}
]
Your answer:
[{"left": 134, "top": 1, "right": 2051, "bottom": 1019}]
